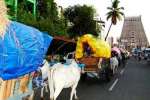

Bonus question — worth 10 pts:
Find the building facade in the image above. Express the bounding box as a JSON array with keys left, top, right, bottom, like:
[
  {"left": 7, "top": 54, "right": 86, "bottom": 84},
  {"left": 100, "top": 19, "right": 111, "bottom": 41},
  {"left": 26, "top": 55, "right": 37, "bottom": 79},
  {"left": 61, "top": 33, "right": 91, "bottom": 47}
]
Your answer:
[{"left": 120, "top": 16, "right": 149, "bottom": 50}]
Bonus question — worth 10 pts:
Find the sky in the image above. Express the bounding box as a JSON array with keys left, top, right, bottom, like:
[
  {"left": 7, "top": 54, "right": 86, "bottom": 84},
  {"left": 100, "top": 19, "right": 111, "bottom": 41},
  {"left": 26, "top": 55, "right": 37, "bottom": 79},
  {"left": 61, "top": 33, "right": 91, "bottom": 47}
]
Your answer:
[{"left": 55, "top": 0, "right": 150, "bottom": 43}]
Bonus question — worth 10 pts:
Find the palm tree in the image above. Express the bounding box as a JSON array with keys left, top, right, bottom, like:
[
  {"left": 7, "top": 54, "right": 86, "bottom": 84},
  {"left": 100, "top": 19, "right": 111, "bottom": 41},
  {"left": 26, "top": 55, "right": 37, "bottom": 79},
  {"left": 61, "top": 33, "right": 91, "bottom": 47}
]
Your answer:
[{"left": 105, "top": 0, "right": 124, "bottom": 40}]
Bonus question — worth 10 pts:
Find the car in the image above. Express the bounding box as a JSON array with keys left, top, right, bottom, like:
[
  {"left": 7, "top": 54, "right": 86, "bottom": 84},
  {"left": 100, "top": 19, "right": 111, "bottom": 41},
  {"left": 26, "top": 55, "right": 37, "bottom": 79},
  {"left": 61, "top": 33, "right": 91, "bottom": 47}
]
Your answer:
[
  {"left": 131, "top": 48, "right": 138, "bottom": 57},
  {"left": 143, "top": 48, "right": 150, "bottom": 60}
]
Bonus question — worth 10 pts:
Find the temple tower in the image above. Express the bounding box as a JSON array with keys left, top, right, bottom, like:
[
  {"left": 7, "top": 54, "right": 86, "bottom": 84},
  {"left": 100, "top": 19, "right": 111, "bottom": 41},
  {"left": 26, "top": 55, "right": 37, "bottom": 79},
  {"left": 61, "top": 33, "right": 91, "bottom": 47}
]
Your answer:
[{"left": 120, "top": 16, "right": 149, "bottom": 50}]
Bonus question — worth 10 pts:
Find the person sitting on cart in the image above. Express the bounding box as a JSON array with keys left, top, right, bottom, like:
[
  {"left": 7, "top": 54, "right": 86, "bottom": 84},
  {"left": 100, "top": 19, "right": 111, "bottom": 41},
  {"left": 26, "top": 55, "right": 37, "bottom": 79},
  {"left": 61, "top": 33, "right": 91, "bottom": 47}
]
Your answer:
[{"left": 83, "top": 43, "right": 94, "bottom": 56}]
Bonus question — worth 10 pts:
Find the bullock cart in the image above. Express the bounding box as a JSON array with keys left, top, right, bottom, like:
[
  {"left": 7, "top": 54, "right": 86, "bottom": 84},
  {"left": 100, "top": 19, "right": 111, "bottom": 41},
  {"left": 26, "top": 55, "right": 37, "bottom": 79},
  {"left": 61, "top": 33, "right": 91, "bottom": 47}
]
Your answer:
[
  {"left": 47, "top": 34, "right": 112, "bottom": 82},
  {"left": 65, "top": 52, "right": 112, "bottom": 81},
  {"left": 75, "top": 34, "right": 111, "bottom": 81}
]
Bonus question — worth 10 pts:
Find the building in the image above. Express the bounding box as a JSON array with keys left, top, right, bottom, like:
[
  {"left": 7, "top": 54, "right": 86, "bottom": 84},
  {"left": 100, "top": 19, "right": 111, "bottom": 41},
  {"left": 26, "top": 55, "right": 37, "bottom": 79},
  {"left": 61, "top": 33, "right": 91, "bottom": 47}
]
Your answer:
[{"left": 120, "top": 16, "right": 149, "bottom": 51}]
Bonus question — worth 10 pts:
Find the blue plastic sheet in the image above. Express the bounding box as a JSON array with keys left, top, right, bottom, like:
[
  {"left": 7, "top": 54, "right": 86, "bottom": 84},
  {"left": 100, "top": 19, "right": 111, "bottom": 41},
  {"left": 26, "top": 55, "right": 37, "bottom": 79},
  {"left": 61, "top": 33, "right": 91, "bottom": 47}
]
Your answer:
[{"left": 0, "top": 21, "right": 53, "bottom": 80}]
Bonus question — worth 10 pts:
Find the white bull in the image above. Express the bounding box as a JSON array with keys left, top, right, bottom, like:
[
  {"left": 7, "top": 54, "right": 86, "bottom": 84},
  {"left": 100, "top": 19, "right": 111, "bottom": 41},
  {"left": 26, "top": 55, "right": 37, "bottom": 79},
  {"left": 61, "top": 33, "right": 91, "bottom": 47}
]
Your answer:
[
  {"left": 28, "top": 59, "right": 81, "bottom": 100},
  {"left": 110, "top": 56, "right": 119, "bottom": 74},
  {"left": 48, "top": 59, "right": 81, "bottom": 100}
]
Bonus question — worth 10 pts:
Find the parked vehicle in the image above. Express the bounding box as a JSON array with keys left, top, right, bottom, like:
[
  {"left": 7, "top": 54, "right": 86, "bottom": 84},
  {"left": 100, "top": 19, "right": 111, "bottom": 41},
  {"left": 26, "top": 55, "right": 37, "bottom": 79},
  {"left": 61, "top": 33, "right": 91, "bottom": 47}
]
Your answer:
[
  {"left": 131, "top": 48, "right": 138, "bottom": 58},
  {"left": 143, "top": 48, "right": 150, "bottom": 60},
  {"left": 143, "top": 48, "right": 150, "bottom": 64}
]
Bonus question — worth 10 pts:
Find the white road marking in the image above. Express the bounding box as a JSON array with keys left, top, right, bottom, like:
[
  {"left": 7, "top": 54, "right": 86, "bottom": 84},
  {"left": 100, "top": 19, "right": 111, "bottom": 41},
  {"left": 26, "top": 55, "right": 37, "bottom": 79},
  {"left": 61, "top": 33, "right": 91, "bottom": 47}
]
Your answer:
[
  {"left": 120, "top": 69, "right": 125, "bottom": 75},
  {"left": 109, "top": 78, "right": 119, "bottom": 91}
]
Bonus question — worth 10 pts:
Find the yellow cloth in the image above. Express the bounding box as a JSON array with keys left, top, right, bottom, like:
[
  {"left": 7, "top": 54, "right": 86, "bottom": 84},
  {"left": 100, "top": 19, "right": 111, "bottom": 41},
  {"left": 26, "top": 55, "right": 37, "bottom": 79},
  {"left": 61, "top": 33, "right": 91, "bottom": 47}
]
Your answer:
[{"left": 75, "top": 34, "right": 111, "bottom": 59}]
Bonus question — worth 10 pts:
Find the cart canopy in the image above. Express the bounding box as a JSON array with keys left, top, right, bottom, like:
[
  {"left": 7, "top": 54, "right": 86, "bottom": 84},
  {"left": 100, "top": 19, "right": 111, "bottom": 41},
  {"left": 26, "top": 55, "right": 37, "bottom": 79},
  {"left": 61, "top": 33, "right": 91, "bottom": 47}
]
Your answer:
[
  {"left": 0, "top": 21, "right": 53, "bottom": 80},
  {"left": 75, "top": 34, "right": 111, "bottom": 59}
]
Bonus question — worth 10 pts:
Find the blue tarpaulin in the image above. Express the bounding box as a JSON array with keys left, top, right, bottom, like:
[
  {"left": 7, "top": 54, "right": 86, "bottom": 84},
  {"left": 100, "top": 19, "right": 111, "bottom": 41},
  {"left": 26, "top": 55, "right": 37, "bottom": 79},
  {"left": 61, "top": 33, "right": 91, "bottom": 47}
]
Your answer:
[{"left": 0, "top": 21, "right": 53, "bottom": 80}]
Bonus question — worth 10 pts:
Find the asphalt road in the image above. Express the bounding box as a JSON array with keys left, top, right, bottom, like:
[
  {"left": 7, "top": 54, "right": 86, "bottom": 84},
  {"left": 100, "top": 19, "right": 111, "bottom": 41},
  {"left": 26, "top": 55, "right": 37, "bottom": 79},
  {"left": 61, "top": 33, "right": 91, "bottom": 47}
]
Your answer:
[{"left": 34, "top": 58, "right": 150, "bottom": 100}]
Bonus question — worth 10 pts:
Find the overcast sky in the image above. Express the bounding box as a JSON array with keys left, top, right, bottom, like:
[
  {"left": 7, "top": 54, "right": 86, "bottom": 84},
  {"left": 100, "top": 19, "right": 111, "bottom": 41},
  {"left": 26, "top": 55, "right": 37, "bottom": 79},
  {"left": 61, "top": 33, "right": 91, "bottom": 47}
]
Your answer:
[{"left": 55, "top": 0, "right": 150, "bottom": 43}]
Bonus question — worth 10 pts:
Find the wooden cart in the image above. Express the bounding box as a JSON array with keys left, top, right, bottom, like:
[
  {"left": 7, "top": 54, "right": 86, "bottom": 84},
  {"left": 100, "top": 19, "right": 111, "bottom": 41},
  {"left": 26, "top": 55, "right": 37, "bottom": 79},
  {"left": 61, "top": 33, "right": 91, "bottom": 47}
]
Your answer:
[
  {"left": 79, "top": 56, "right": 111, "bottom": 81},
  {"left": 79, "top": 56, "right": 101, "bottom": 72},
  {"left": 66, "top": 52, "right": 112, "bottom": 81}
]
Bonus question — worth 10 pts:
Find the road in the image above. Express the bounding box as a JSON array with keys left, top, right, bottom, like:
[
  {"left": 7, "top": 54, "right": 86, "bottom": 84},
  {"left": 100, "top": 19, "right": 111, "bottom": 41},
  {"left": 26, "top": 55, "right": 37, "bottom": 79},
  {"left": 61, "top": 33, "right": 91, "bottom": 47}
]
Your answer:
[{"left": 34, "top": 58, "right": 150, "bottom": 100}]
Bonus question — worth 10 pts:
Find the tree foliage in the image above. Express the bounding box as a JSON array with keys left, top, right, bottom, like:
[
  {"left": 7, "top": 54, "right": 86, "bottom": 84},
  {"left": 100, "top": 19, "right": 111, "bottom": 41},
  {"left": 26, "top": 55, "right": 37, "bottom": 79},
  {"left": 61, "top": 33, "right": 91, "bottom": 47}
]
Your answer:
[
  {"left": 64, "top": 5, "right": 100, "bottom": 38},
  {"left": 106, "top": 0, "right": 124, "bottom": 25},
  {"left": 17, "top": 0, "right": 67, "bottom": 36},
  {"left": 105, "top": 0, "right": 124, "bottom": 40}
]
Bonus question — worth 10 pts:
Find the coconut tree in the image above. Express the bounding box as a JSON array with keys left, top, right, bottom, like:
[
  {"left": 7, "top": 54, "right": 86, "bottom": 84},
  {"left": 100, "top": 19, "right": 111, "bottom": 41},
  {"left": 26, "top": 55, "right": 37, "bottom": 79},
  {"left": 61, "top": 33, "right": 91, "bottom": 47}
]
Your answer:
[{"left": 105, "top": 0, "right": 124, "bottom": 40}]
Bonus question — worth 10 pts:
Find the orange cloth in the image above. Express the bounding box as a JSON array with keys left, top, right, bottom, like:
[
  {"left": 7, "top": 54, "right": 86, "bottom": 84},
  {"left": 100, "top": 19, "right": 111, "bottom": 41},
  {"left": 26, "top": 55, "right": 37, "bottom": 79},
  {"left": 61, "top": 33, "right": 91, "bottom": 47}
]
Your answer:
[
  {"left": 19, "top": 75, "right": 30, "bottom": 93},
  {"left": 0, "top": 79, "right": 15, "bottom": 100},
  {"left": 0, "top": 75, "right": 30, "bottom": 100}
]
